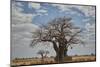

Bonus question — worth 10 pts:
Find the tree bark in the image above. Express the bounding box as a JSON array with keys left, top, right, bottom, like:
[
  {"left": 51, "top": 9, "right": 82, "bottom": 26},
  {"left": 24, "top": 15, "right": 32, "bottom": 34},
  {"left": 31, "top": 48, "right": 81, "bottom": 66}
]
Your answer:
[
  {"left": 52, "top": 41, "right": 67, "bottom": 63},
  {"left": 59, "top": 45, "right": 65, "bottom": 63},
  {"left": 52, "top": 41, "right": 59, "bottom": 62}
]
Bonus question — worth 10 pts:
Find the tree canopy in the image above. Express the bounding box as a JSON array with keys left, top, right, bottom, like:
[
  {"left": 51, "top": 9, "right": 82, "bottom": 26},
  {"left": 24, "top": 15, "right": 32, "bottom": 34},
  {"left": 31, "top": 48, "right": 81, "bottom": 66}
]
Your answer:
[{"left": 30, "top": 17, "right": 84, "bottom": 62}]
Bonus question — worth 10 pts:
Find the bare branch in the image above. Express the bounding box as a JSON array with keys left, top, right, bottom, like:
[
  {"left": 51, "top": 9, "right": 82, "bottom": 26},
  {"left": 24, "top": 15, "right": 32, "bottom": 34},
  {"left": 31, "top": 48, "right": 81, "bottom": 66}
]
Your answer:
[
  {"left": 67, "top": 29, "right": 82, "bottom": 45},
  {"left": 30, "top": 17, "right": 84, "bottom": 53}
]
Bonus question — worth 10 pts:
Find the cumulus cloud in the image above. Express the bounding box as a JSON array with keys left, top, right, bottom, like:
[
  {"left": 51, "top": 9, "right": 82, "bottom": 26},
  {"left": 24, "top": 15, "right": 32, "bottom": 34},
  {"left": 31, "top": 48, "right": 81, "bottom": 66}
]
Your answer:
[
  {"left": 72, "top": 6, "right": 95, "bottom": 17},
  {"left": 36, "top": 9, "right": 48, "bottom": 16},
  {"left": 52, "top": 3, "right": 96, "bottom": 45},
  {"left": 16, "top": 2, "right": 24, "bottom": 7},
  {"left": 68, "top": 22, "right": 95, "bottom": 55},
  {"left": 51, "top": 4, "right": 70, "bottom": 12},
  {"left": 11, "top": 2, "right": 96, "bottom": 58},
  {"left": 12, "top": 2, "right": 36, "bottom": 24},
  {"left": 28, "top": 2, "right": 48, "bottom": 16},
  {"left": 11, "top": 1, "right": 54, "bottom": 59},
  {"left": 80, "top": 22, "right": 95, "bottom": 49},
  {"left": 85, "top": 23, "right": 95, "bottom": 33},
  {"left": 28, "top": 2, "right": 41, "bottom": 9},
  {"left": 51, "top": 4, "right": 95, "bottom": 17},
  {"left": 36, "top": 9, "right": 47, "bottom": 13},
  {"left": 51, "top": 4, "right": 69, "bottom": 11},
  {"left": 11, "top": 1, "right": 40, "bottom": 58}
]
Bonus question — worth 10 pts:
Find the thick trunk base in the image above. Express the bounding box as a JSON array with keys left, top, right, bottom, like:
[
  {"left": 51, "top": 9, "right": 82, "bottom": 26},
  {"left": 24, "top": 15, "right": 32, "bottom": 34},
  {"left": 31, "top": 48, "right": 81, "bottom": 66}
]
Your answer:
[{"left": 54, "top": 46, "right": 65, "bottom": 63}]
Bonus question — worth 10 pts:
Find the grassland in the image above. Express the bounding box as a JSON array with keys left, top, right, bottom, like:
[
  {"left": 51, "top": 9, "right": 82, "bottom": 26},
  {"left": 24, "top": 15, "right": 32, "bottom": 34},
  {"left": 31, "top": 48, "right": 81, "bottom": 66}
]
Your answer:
[{"left": 11, "top": 55, "right": 96, "bottom": 66}]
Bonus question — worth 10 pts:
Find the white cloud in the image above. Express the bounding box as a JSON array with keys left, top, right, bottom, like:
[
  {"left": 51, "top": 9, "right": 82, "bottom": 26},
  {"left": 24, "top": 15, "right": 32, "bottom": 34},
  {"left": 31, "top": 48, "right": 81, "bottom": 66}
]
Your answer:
[
  {"left": 12, "top": 2, "right": 35, "bottom": 24},
  {"left": 51, "top": 4, "right": 70, "bottom": 12},
  {"left": 12, "top": 23, "right": 38, "bottom": 32},
  {"left": 11, "top": 2, "right": 96, "bottom": 58},
  {"left": 36, "top": 9, "right": 48, "bottom": 16},
  {"left": 11, "top": 1, "right": 54, "bottom": 59},
  {"left": 11, "top": 1, "right": 40, "bottom": 58},
  {"left": 28, "top": 2, "right": 48, "bottom": 16},
  {"left": 28, "top": 2, "right": 41, "bottom": 9},
  {"left": 16, "top": 2, "right": 24, "bottom": 7},
  {"left": 68, "top": 22, "right": 95, "bottom": 55},
  {"left": 51, "top": 4, "right": 95, "bottom": 17},
  {"left": 36, "top": 9, "right": 47, "bottom": 13},
  {"left": 74, "top": 6, "right": 95, "bottom": 17},
  {"left": 81, "top": 22, "right": 95, "bottom": 46},
  {"left": 85, "top": 23, "right": 95, "bottom": 33}
]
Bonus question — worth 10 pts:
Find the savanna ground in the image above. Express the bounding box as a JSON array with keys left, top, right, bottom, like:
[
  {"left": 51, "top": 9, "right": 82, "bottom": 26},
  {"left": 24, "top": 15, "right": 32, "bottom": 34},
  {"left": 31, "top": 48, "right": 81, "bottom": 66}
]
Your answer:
[{"left": 11, "top": 55, "right": 96, "bottom": 66}]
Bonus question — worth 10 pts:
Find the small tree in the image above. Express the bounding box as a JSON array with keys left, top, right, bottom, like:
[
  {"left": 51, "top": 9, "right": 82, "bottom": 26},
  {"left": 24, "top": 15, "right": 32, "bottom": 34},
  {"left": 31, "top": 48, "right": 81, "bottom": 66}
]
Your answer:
[
  {"left": 37, "top": 50, "right": 45, "bottom": 61},
  {"left": 45, "top": 51, "right": 49, "bottom": 57}
]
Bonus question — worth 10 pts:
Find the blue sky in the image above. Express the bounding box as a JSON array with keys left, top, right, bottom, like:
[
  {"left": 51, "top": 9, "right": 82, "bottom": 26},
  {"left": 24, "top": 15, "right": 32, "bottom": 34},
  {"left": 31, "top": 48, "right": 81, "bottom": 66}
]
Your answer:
[
  {"left": 11, "top": 1, "right": 96, "bottom": 59},
  {"left": 15, "top": 1, "right": 94, "bottom": 27}
]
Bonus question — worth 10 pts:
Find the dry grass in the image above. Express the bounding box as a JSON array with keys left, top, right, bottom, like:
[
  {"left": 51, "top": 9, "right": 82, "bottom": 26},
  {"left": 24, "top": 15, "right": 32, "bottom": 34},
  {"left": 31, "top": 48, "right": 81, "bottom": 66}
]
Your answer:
[
  {"left": 72, "top": 55, "right": 96, "bottom": 62},
  {"left": 63, "top": 55, "right": 96, "bottom": 62},
  {"left": 11, "top": 55, "right": 96, "bottom": 66},
  {"left": 11, "top": 57, "right": 56, "bottom": 66}
]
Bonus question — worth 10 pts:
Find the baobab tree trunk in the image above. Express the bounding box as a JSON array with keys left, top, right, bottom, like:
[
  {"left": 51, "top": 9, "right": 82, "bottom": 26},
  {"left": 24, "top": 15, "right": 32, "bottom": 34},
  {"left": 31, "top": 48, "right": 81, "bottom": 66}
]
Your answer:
[
  {"left": 55, "top": 52, "right": 59, "bottom": 63},
  {"left": 52, "top": 43, "right": 65, "bottom": 63},
  {"left": 54, "top": 48, "right": 65, "bottom": 63},
  {"left": 52, "top": 41, "right": 59, "bottom": 62},
  {"left": 59, "top": 45, "right": 65, "bottom": 63}
]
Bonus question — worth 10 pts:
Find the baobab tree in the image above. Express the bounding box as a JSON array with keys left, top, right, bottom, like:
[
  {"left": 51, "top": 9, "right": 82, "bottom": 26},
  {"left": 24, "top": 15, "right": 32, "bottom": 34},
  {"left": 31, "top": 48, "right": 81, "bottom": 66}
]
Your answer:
[{"left": 31, "top": 17, "right": 84, "bottom": 63}]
